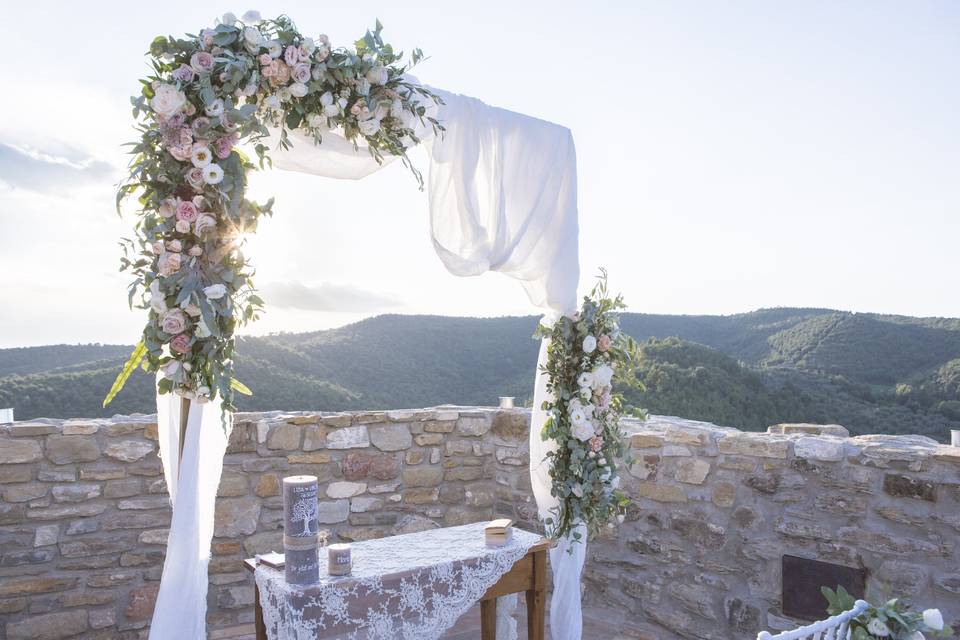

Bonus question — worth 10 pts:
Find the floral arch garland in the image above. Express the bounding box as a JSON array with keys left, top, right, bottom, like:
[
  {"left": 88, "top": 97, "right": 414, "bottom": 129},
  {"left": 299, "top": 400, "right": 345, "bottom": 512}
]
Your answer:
[{"left": 105, "top": 12, "right": 441, "bottom": 410}]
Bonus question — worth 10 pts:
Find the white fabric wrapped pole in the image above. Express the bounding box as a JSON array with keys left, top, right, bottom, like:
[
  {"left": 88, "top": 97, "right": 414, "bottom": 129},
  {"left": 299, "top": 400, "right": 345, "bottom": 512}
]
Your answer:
[{"left": 149, "top": 393, "right": 230, "bottom": 640}]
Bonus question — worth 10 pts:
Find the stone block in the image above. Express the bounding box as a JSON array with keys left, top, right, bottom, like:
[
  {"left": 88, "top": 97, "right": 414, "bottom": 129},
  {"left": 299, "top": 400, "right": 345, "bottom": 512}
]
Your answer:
[
  {"left": 671, "top": 516, "right": 726, "bottom": 548},
  {"left": 369, "top": 423, "right": 413, "bottom": 451},
  {"left": 267, "top": 423, "right": 301, "bottom": 450},
  {"left": 243, "top": 530, "right": 282, "bottom": 555},
  {"left": 103, "top": 440, "right": 154, "bottom": 462},
  {"left": 303, "top": 424, "right": 326, "bottom": 451},
  {"left": 403, "top": 467, "right": 443, "bottom": 487},
  {"left": 45, "top": 435, "right": 100, "bottom": 464},
  {"left": 254, "top": 473, "right": 280, "bottom": 497},
  {"left": 457, "top": 416, "right": 491, "bottom": 436},
  {"left": 326, "top": 481, "right": 366, "bottom": 498},
  {"left": 636, "top": 482, "right": 687, "bottom": 503},
  {"left": 718, "top": 433, "right": 789, "bottom": 459},
  {"left": 316, "top": 500, "right": 350, "bottom": 524},
  {"left": 80, "top": 467, "right": 125, "bottom": 480},
  {"left": 33, "top": 524, "right": 59, "bottom": 547},
  {"left": 3, "top": 483, "right": 49, "bottom": 503},
  {"left": 404, "top": 488, "right": 440, "bottom": 504},
  {"left": 794, "top": 436, "right": 846, "bottom": 461},
  {"left": 674, "top": 458, "right": 711, "bottom": 484},
  {"left": 415, "top": 433, "right": 444, "bottom": 446},
  {"left": 27, "top": 503, "right": 106, "bottom": 520},
  {"left": 876, "top": 560, "right": 928, "bottom": 595},
  {"left": 445, "top": 467, "right": 484, "bottom": 482},
  {"left": 287, "top": 452, "right": 331, "bottom": 464},
  {"left": 117, "top": 496, "right": 170, "bottom": 510},
  {"left": 712, "top": 481, "right": 737, "bottom": 508},
  {"left": 138, "top": 528, "right": 169, "bottom": 545},
  {"left": 351, "top": 496, "right": 384, "bottom": 512},
  {"left": 1, "top": 548, "right": 56, "bottom": 566},
  {"left": 60, "top": 537, "right": 134, "bottom": 557},
  {"left": 216, "top": 584, "right": 255, "bottom": 609},
  {"left": 326, "top": 426, "right": 370, "bottom": 449},
  {"left": 768, "top": 423, "right": 849, "bottom": 437},
  {"left": 630, "top": 432, "right": 665, "bottom": 449},
  {"left": 89, "top": 607, "right": 116, "bottom": 629},
  {"left": 125, "top": 583, "right": 160, "bottom": 620},
  {"left": 104, "top": 478, "right": 141, "bottom": 498},
  {"left": 104, "top": 512, "right": 168, "bottom": 530},
  {"left": 0, "top": 464, "right": 34, "bottom": 483},
  {"left": 0, "top": 438, "right": 42, "bottom": 463},
  {"left": 86, "top": 572, "right": 137, "bottom": 587},
  {"left": 6, "top": 609, "right": 89, "bottom": 640},
  {"left": 214, "top": 497, "right": 260, "bottom": 537},
  {"left": 393, "top": 514, "right": 440, "bottom": 534},
  {"left": 883, "top": 474, "right": 936, "bottom": 502},
  {"left": 52, "top": 483, "right": 101, "bottom": 503}
]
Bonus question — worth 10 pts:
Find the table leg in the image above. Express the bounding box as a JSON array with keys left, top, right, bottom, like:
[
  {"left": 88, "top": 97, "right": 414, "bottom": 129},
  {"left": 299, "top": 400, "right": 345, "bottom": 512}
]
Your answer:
[
  {"left": 254, "top": 580, "right": 267, "bottom": 640},
  {"left": 526, "top": 549, "right": 546, "bottom": 640},
  {"left": 481, "top": 598, "right": 498, "bottom": 640}
]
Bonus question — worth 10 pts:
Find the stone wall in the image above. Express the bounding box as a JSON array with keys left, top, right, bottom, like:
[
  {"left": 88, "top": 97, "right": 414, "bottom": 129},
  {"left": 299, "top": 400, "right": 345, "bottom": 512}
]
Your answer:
[
  {"left": 1, "top": 408, "right": 958, "bottom": 639},
  {"left": 0, "top": 407, "right": 532, "bottom": 639}
]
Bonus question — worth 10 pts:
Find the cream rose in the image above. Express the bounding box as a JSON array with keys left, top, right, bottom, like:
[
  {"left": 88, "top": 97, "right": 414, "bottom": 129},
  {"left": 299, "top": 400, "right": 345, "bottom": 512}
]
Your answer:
[
  {"left": 194, "top": 214, "right": 217, "bottom": 235},
  {"left": 203, "top": 284, "right": 228, "bottom": 300},
  {"left": 151, "top": 84, "right": 187, "bottom": 118},
  {"left": 160, "top": 308, "right": 188, "bottom": 334}
]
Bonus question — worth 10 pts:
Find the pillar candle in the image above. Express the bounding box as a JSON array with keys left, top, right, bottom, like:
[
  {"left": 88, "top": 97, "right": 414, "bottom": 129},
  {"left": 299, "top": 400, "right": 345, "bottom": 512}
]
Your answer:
[
  {"left": 327, "top": 543, "right": 352, "bottom": 576},
  {"left": 282, "top": 475, "right": 319, "bottom": 585}
]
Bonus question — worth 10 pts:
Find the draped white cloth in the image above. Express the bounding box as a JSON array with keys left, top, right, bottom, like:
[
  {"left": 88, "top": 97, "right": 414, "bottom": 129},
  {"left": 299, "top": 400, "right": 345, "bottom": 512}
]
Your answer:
[
  {"left": 150, "top": 87, "right": 581, "bottom": 639},
  {"left": 150, "top": 391, "right": 230, "bottom": 639}
]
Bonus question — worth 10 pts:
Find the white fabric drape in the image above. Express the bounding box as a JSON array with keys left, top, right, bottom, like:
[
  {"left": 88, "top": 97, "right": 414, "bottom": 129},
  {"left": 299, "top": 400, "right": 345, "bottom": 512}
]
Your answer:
[
  {"left": 149, "top": 393, "right": 230, "bottom": 640},
  {"left": 151, "top": 87, "right": 581, "bottom": 639}
]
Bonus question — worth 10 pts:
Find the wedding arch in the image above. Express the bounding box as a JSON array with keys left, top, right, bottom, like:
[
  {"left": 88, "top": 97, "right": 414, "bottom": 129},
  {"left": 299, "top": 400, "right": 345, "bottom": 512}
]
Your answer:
[{"left": 105, "top": 11, "right": 618, "bottom": 640}]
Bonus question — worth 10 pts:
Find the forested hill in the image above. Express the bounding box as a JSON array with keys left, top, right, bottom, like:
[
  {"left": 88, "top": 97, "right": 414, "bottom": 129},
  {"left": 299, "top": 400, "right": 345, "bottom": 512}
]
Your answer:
[{"left": 2, "top": 308, "right": 959, "bottom": 441}]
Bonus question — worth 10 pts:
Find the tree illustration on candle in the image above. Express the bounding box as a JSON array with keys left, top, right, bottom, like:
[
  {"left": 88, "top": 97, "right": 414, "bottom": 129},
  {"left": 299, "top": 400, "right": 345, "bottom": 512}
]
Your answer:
[{"left": 291, "top": 498, "right": 317, "bottom": 536}]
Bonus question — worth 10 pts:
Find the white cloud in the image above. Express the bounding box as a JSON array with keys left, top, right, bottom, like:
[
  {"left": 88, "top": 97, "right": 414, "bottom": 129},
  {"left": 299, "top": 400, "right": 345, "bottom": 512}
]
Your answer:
[
  {"left": 259, "top": 281, "right": 401, "bottom": 313},
  {"left": 0, "top": 142, "right": 117, "bottom": 194}
]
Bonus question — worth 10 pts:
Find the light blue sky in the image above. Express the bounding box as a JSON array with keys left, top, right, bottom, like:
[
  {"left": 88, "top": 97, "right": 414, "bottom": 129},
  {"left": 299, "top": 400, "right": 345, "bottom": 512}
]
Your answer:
[{"left": 0, "top": 1, "right": 957, "bottom": 347}]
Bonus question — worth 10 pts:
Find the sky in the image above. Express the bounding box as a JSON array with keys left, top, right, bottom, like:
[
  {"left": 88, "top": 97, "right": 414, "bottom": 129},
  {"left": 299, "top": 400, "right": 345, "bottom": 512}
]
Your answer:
[{"left": 0, "top": 1, "right": 957, "bottom": 348}]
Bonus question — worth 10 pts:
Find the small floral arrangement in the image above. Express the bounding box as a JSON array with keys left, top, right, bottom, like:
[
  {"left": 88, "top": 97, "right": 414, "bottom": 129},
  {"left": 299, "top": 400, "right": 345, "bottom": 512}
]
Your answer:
[
  {"left": 104, "top": 11, "right": 441, "bottom": 411},
  {"left": 822, "top": 586, "right": 953, "bottom": 640},
  {"left": 535, "top": 270, "right": 644, "bottom": 541}
]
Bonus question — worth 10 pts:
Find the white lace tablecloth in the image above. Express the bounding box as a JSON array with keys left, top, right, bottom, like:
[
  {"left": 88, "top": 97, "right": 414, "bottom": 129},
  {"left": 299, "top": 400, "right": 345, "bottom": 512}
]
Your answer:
[{"left": 254, "top": 522, "right": 543, "bottom": 640}]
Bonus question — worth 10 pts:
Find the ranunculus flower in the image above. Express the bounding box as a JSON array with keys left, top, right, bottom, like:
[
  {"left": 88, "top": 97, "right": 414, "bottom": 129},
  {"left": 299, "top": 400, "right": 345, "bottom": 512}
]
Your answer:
[
  {"left": 158, "top": 251, "right": 182, "bottom": 277},
  {"left": 289, "top": 83, "right": 308, "bottom": 98},
  {"left": 176, "top": 201, "right": 199, "bottom": 222},
  {"left": 190, "top": 51, "right": 215, "bottom": 74},
  {"left": 160, "top": 308, "right": 188, "bottom": 335},
  {"left": 172, "top": 64, "right": 195, "bottom": 83},
  {"left": 292, "top": 63, "right": 311, "bottom": 84},
  {"left": 203, "top": 284, "right": 228, "bottom": 300},
  {"left": 284, "top": 45, "right": 299, "bottom": 66},
  {"left": 582, "top": 335, "right": 597, "bottom": 354},
  {"left": 159, "top": 198, "right": 177, "bottom": 218},
  {"left": 204, "top": 99, "right": 224, "bottom": 117},
  {"left": 151, "top": 84, "right": 187, "bottom": 118},
  {"left": 170, "top": 333, "right": 192, "bottom": 354},
  {"left": 190, "top": 145, "right": 212, "bottom": 168},
  {"left": 194, "top": 214, "right": 217, "bottom": 236},
  {"left": 202, "top": 164, "right": 224, "bottom": 185},
  {"left": 923, "top": 610, "right": 944, "bottom": 631},
  {"left": 598, "top": 334, "right": 612, "bottom": 352}
]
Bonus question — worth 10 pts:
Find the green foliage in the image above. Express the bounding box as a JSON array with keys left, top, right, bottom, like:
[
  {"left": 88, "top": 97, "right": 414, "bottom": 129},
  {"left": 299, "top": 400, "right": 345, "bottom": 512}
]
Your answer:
[{"left": 822, "top": 585, "right": 953, "bottom": 639}]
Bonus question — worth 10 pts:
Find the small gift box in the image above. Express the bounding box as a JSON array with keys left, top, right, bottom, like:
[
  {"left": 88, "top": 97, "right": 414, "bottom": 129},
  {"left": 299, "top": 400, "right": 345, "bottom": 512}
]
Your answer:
[{"left": 484, "top": 518, "right": 514, "bottom": 547}]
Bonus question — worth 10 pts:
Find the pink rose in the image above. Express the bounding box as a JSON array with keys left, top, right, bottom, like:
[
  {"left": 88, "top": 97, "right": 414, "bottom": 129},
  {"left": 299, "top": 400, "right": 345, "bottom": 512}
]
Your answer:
[
  {"left": 190, "top": 51, "right": 215, "bottom": 74},
  {"left": 159, "top": 198, "right": 177, "bottom": 218},
  {"left": 166, "top": 239, "right": 182, "bottom": 253},
  {"left": 175, "top": 219, "right": 191, "bottom": 234},
  {"left": 258, "top": 53, "right": 272, "bottom": 65},
  {"left": 158, "top": 252, "right": 182, "bottom": 276},
  {"left": 261, "top": 61, "right": 277, "bottom": 77},
  {"left": 188, "top": 246, "right": 203, "bottom": 257},
  {"left": 292, "top": 63, "right": 311, "bottom": 84},
  {"left": 589, "top": 436, "right": 604, "bottom": 452},
  {"left": 160, "top": 308, "right": 188, "bottom": 334},
  {"left": 298, "top": 44, "right": 311, "bottom": 62},
  {"left": 185, "top": 167, "right": 205, "bottom": 190},
  {"left": 183, "top": 102, "right": 197, "bottom": 116},
  {"left": 170, "top": 333, "right": 192, "bottom": 354},
  {"left": 191, "top": 117, "right": 210, "bottom": 132},
  {"left": 213, "top": 135, "right": 236, "bottom": 159},
  {"left": 273, "top": 62, "right": 291, "bottom": 84},
  {"left": 152, "top": 241, "right": 164, "bottom": 254},
  {"left": 176, "top": 201, "right": 199, "bottom": 222},
  {"left": 597, "top": 334, "right": 612, "bottom": 352},
  {"left": 284, "top": 45, "right": 299, "bottom": 66},
  {"left": 172, "top": 64, "right": 195, "bottom": 83}
]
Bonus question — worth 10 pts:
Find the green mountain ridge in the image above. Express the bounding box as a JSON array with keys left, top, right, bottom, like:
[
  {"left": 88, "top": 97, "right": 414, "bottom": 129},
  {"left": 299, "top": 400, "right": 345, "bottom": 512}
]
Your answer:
[{"left": 2, "top": 308, "right": 958, "bottom": 441}]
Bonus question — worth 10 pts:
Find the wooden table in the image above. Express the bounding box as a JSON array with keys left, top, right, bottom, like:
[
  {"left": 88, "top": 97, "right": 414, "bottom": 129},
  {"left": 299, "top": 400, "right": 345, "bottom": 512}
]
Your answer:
[{"left": 243, "top": 537, "right": 551, "bottom": 640}]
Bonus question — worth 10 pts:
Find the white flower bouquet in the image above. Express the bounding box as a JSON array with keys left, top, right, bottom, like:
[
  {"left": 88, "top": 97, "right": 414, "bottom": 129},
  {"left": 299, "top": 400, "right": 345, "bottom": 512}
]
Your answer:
[{"left": 822, "top": 586, "right": 953, "bottom": 640}]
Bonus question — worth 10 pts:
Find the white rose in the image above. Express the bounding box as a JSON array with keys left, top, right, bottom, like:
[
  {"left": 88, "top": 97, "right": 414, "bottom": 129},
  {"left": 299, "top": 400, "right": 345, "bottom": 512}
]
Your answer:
[
  {"left": 205, "top": 99, "right": 224, "bottom": 117},
  {"left": 220, "top": 12, "right": 238, "bottom": 25},
  {"left": 278, "top": 87, "right": 292, "bottom": 102},
  {"left": 243, "top": 26, "right": 263, "bottom": 47},
  {"left": 570, "top": 413, "right": 593, "bottom": 442},
  {"left": 150, "top": 280, "right": 167, "bottom": 313},
  {"left": 241, "top": 10, "right": 262, "bottom": 24},
  {"left": 264, "top": 94, "right": 281, "bottom": 109},
  {"left": 151, "top": 84, "right": 187, "bottom": 118},
  {"left": 580, "top": 386, "right": 592, "bottom": 401},
  {"left": 583, "top": 335, "right": 597, "bottom": 354},
  {"left": 358, "top": 117, "right": 381, "bottom": 137},
  {"left": 923, "top": 610, "right": 944, "bottom": 632},
  {"left": 366, "top": 65, "right": 388, "bottom": 85},
  {"left": 867, "top": 619, "right": 891, "bottom": 637},
  {"left": 202, "top": 164, "right": 224, "bottom": 185},
  {"left": 577, "top": 371, "right": 594, "bottom": 388},
  {"left": 267, "top": 40, "right": 282, "bottom": 58},
  {"left": 288, "top": 82, "right": 308, "bottom": 98},
  {"left": 204, "top": 284, "right": 228, "bottom": 299},
  {"left": 592, "top": 364, "right": 614, "bottom": 389}
]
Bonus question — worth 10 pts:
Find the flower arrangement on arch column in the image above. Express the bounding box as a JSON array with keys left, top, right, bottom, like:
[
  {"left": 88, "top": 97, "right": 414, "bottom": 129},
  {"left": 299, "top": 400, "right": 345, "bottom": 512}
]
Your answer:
[
  {"left": 822, "top": 586, "right": 953, "bottom": 640},
  {"left": 535, "top": 269, "right": 645, "bottom": 542},
  {"left": 102, "top": 12, "right": 441, "bottom": 412}
]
